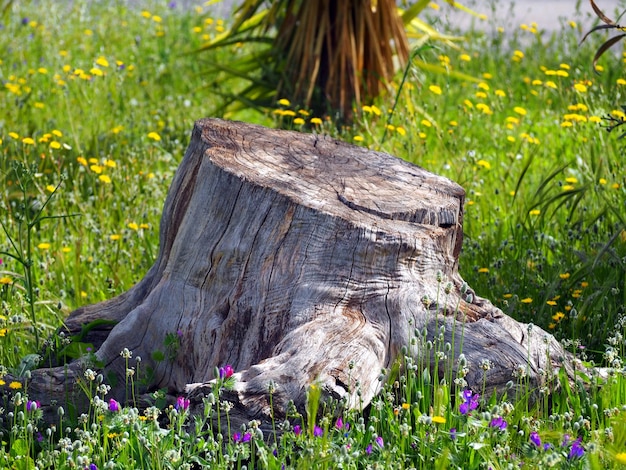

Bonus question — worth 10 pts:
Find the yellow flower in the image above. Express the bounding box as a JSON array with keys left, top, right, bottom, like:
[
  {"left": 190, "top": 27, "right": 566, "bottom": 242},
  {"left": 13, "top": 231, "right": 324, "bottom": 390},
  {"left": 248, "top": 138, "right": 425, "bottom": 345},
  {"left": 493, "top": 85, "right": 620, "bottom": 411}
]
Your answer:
[
  {"left": 49, "top": 141, "right": 61, "bottom": 149},
  {"left": 478, "top": 267, "right": 489, "bottom": 273},
  {"left": 99, "top": 175, "right": 112, "bottom": 184},
  {"left": 38, "top": 242, "right": 51, "bottom": 250},
  {"left": 282, "top": 110, "right": 296, "bottom": 117},
  {"left": 618, "top": 78, "right": 626, "bottom": 85},
  {"left": 475, "top": 91, "right": 487, "bottom": 99},
  {"left": 521, "top": 297, "right": 533, "bottom": 304},
  {"left": 552, "top": 312, "right": 565, "bottom": 321},
  {"left": 152, "top": 15, "right": 162, "bottom": 23},
  {"left": 546, "top": 300, "right": 557, "bottom": 306},
  {"left": 46, "top": 185, "right": 56, "bottom": 193},
  {"left": 569, "top": 21, "right": 577, "bottom": 28},
  {"left": 128, "top": 222, "right": 139, "bottom": 231},
  {"left": 460, "top": 54, "right": 471, "bottom": 62},
  {"left": 148, "top": 131, "right": 161, "bottom": 141},
  {"left": 310, "top": 117, "right": 323, "bottom": 125},
  {"left": 0, "top": 379, "right": 4, "bottom": 385},
  {"left": 370, "top": 105, "right": 382, "bottom": 116},
  {"left": 9, "top": 381, "right": 22, "bottom": 389},
  {"left": 104, "top": 159, "right": 116, "bottom": 168},
  {"left": 293, "top": 117, "right": 305, "bottom": 125},
  {"left": 476, "top": 103, "right": 492, "bottom": 115},
  {"left": 432, "top": 416, "right": 446, "bottom": 424},
  {"left": 96, "top": 56, "right": 109, "bottom": 67},
  {"left": 0, "top": 329, "right": 6, "bottom": 337},
  {"left": 110, "top": 234, "right": 121, "bottom": 241},
  {"left": 353, "top": 135, "right": 364, "bottom": 142},
  {"left": 478, "top": 82, "right": 490, "bottom": 91},
  {"left": 0, "top": 277, "right": 12, "bottom": 285},
  {"left": 90, "top": 165, "right": 103, "bottom": 174},
  {"left": 429, "top": 84, "right": 442, "bottom": 95},
  {"left": 507, "top": 136, "right": 515, "bottom": 142},
  {"left": 77, "top": 156, "right": 88, "bottom": 166},
  {"left": 545, "top": 81, "right": 557, "bottom": 89},
  {"left": 574, "top": 83, "right": 588, "bottom": 93},
  {"left": 495, "top": 89, "right": 506, "bottom": 97},
  {"left": 22, "top": 137, "right": 35, "bottom": 145},
  {"left": 513, "top": 106, "right": 527, "bottom": 116},
  {"left": 141, "top": 10, "right": 152, "bottom": 18},
  {"left": 614, "top": 452, "right": 626, "bottom": 464},
  {"left": 559, "top": 273, "right": 570, "bottom": 279},
  {"left": 477, "top": 159, "right": 491, "bottom": 169},
  {"left": 421, "top": 119, "right": 432, "bottom": 128},
  {"left": 529, "top": 209, "right": 540, "bottom": 216},
  {"left": 401, "top": 403, "right": 410, "bottom": 410},
  {"left": 396, "top": 127, "right": 406, "bottom": 136},
  {"left": 589, "top": 116, "right": 602, "bottom": 123},
  {"left": 278, "top": 98, "right": 291, "bottom": 106}
]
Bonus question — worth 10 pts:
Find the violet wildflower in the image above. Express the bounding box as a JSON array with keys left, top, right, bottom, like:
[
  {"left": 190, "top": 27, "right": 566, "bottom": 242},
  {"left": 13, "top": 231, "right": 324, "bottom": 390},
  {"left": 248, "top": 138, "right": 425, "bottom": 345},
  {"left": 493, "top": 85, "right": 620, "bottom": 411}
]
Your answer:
[
  {"left": 108, "top": 398, "right": 120, "bottom": 412},
  {"left": 36, "top": 432, "right": 43, "bottom": 443},
  {"left": 489, "top": 416, "right": 507, "bottom": 430},
  {"left": 459, "top": 389, "right": 479, "bottom": 415},
  {"left": 375, "top": 436, "right": 384, "bottom": 448},
  {"left": 88, "top": 464, "right": 98, "bottom": 470},
  {"left": 313, "top": 425, "right": 324, "bottom": 437},
  {"left": 219, "top": 364, "right": 234, "bottom": 379},
  {"left": 569, "top": 438, "right": 584, "bottom": 459},
  {"left": 335, "top": 417, "right": 344, "bottom": 429},
  {"left": 530, "top": 431, "right": 541, "bottom": 447},
  {"left": 293, "top": 424, "right": 302, "bottom": 435},
  {"left": 449, "top": 428, "right": 457, "bottom": 441},
  {"left": 233, "top": 432, "right": 252, "bottom": 443},
  {"left": 366, "top": 444, "right": 373, "bottom": 455},
  {"left": 26, "top": 400, "right": 40, "bottom": 412},
  {"left": 175, "top": 396, "right": 189, "bottom": 411}
]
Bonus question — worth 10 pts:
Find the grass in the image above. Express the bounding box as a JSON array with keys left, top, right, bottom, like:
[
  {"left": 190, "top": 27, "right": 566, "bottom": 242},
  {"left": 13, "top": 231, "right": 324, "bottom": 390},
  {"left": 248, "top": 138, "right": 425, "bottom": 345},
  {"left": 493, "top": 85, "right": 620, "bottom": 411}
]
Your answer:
[{"left": 2, "top": 0, "right": 626, "bottom": 468}]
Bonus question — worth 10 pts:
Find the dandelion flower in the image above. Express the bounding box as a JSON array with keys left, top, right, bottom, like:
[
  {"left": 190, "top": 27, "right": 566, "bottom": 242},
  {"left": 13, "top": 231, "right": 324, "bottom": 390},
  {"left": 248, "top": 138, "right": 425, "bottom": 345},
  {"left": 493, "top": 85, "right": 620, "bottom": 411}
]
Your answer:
[
  {"left": 521, "top": 297, "right": 533, "bottom": 304},
  {"left": 278, "top": 98, "right": 290, "bottom": 106},
  {"left": 574, "top": 83, "right": 588, "bottom": 93},
  {"left": 293, "top": 117, "right": 305, "bottom": 125},
  {"left": 38, "top": 243, "right": 51, "bottom": 250},
  {"left": 432, "top": 416, "right": 446, "bottom": 424},
  {"left": 513, "top": 106, "right": 527, "bottom": 116},
  {"left": 99, "top": 175, "right": 112, "bottom": 184},
  {"left": 147, "top": 131, "right": 161, "bottom": 141},
  {"left": 427, "top": 84, "right": 443, "bottom": 96},
  {"left": 9, "top": 381, "right": 22, "bottom": 390},
  {"left": 310, "top": 117, "right": 322, "bottom": 125},
  {"left": 22, "top": 137, "right": 35, "bottom": 145}
]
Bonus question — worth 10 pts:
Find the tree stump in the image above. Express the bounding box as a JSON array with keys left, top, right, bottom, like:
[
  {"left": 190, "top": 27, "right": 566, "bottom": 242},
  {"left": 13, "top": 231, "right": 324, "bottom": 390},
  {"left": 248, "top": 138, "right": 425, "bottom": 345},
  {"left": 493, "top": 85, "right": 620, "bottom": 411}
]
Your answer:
[{"left": 2, "top": 118, "right": 576, "bottom": 430}]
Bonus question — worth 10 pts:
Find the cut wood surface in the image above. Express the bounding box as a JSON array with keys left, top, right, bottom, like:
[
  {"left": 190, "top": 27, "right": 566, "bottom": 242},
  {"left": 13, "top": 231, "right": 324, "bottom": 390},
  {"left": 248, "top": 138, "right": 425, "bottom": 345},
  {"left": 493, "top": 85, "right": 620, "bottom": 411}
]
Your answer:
[{"left": 1, "top": 118, "right": 577, "bottom": 430}]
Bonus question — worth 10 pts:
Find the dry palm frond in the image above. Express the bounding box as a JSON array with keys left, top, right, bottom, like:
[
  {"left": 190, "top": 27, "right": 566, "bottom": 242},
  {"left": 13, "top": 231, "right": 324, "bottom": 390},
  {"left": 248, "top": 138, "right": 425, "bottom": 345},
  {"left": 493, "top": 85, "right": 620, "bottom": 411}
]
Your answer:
[{"left": 581, "top": 0, "right": 626, "bottom": 70}]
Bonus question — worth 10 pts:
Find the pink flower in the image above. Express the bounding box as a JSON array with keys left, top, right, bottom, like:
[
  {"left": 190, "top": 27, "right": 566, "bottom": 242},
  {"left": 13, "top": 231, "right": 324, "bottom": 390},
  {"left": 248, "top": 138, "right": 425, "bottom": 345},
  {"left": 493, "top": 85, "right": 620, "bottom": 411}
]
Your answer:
[
  {"left": 108, "top": 399, "right": 120, "bottom": 412},
  {"left": 219, "top": 364, "right": 234, "bottom": 379},
  {"left": 175, "top": 396, "right": 189, "bottom": 411}
]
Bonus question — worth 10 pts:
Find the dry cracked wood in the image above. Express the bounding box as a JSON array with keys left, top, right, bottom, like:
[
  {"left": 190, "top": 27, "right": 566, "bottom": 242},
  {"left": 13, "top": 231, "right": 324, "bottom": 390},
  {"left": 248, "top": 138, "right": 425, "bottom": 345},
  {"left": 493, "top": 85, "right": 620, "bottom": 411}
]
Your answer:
[{"left": 1, "top": 118, "right": 577, "bottom": 430}]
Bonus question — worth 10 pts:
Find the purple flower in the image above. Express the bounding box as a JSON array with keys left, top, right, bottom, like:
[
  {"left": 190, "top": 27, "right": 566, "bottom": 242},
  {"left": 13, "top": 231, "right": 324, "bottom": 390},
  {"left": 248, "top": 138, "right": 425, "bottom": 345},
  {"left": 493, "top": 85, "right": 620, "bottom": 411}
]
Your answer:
[
  {"left": 293, "top": 424, "right": 302, "bottom": 435},
  {"left": 175, "top": 396, "right": 189, "bottom": 411},
  {"left": 26, "top": 400, "right": 40, "bottom": 412},
  {"left": 313, "top": 425, "right": 323, "bottom": 437},
  {"left": 36, "top": 432, "right": 43, "bottom": 442},
  {"left": 366, "top": 444, "right": 373, "bottom": 455},
  {"left": 335, "top": 417, "right": 343, "bottom": 429},
  {"left": 219, "top": 364, "right": 234, "bottom": 379},
  {"left": 459, "top": 390, "right": 479, "bottom": 415},
  {"left": 489, "top": 416, "right": 507, "bottom": 430},
  {"left": 375, "top": 436, "right": 384, "bottom": 448},
  {"left": 449, "top": 427, "right": 457, "bottom": 441},
  {"left": 88, "top": 464, "right": 98, "bottom": 470},
  {"left": 108, "top": 399, "right": 120, "bottom": 412},
  {"left": 568, "top": 438, "right": 584, "bottom": 459},
  {"left": 530, "top": 431, "right": 541, "bottom": 447},
  {"left": 168, "top": 1, "right": 177, "bottom": 8},
  {"left": 21, "top": 17, "right": 29, "bottom": 25},
  {"left": 233, "top": 432, "right": 252, "bottom": 443}
]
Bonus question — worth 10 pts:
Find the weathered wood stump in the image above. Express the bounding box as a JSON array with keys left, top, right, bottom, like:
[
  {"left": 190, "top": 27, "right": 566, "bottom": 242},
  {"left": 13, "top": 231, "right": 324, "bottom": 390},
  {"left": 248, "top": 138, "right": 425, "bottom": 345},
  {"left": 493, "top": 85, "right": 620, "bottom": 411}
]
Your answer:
[{"left": 3, "top": 118, "right": 576, "bottom": 429}]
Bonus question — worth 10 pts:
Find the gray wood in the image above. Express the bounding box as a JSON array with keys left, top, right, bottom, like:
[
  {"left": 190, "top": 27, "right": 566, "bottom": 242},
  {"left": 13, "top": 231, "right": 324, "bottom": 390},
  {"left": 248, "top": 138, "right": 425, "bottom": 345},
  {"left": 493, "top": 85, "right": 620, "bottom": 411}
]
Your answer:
[{"left": 2, "top": 118, "right": 577, "bottom": 430}]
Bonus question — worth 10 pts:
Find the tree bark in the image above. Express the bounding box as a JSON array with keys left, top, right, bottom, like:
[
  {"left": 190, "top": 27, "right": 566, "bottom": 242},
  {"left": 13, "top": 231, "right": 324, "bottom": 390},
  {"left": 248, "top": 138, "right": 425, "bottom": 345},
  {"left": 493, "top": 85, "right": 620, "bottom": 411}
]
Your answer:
[{"left": 1, "top": 118, "right": 577, "bottom": 430}]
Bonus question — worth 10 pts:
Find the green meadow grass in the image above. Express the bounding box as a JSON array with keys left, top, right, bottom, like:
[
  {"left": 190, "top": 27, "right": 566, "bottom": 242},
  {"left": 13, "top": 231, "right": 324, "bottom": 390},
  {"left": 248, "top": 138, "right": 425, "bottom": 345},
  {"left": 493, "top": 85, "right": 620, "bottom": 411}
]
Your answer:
[{"left": 2, "top": 0, "right": 626, "bottom": 468}]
